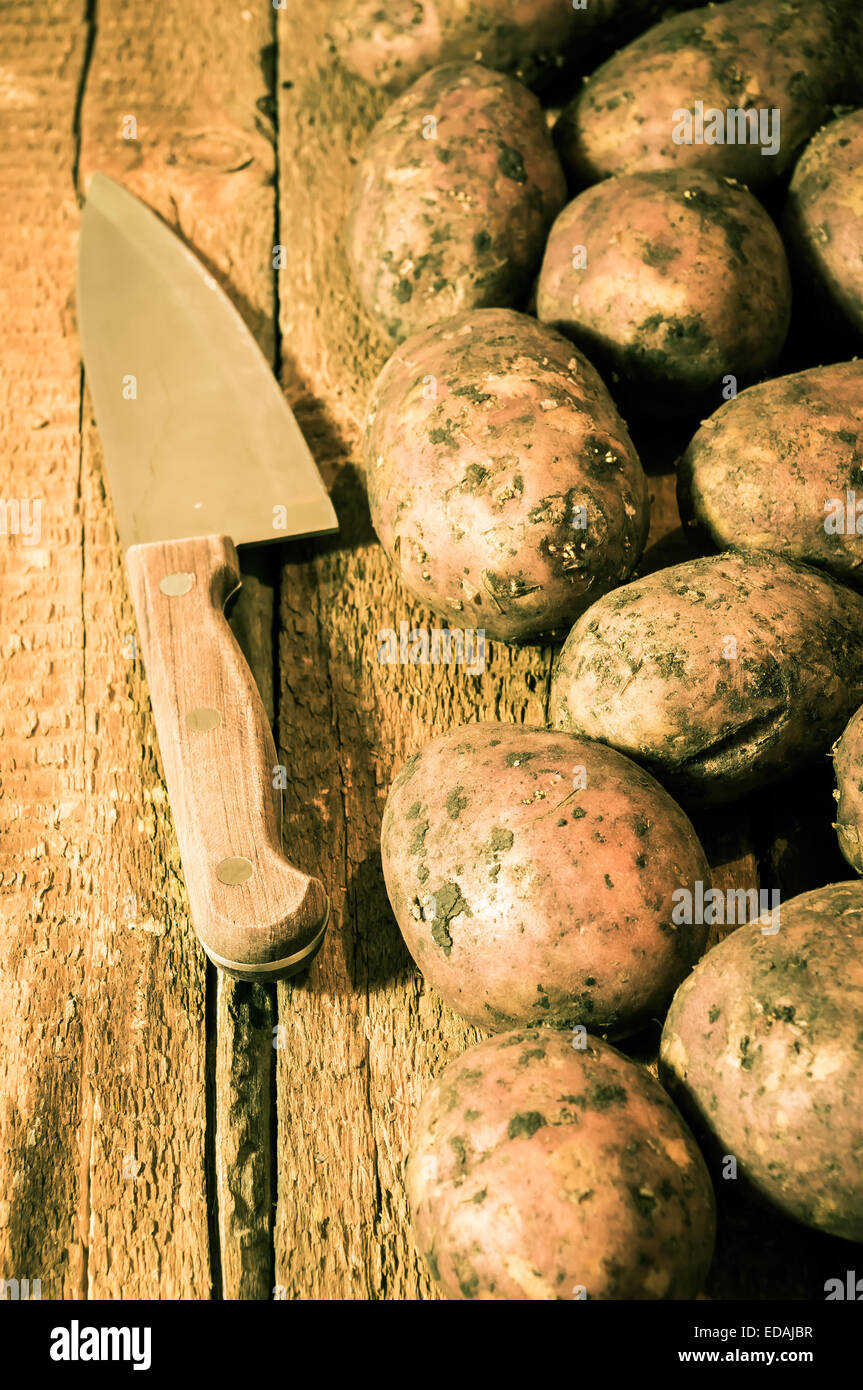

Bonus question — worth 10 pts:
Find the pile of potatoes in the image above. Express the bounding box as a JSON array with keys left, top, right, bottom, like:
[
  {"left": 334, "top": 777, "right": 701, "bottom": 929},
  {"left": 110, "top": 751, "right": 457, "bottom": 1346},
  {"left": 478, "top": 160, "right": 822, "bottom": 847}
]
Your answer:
[{"left": 339, "top": 0, "right": 863, "bottom": 1300}]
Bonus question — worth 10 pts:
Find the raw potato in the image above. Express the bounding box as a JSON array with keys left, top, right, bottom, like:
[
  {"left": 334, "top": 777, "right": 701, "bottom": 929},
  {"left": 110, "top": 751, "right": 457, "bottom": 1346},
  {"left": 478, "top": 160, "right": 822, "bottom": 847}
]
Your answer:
[
  {"left": 407, "top": 1027, "right": 716, "bottom": 1300},
  {"left": 554, "top": 0, "right": 863, "bottom": 189},
  {"left": 550, "top": 548, "right": 863, "bottom": 806},
  {"left": 364, "top": 308, "right": 649, "bottom": 643},
  {"left": 346, "top": 63, "right": 565, "bottom": 341},
  {"left": 331, "top": 0, "right": 583, "bottom": 94},
  {"left": 330, "top": 0, "right": 691, "bottom": 95},
  {"left": 660, "top": 881, "right": 863, "bottom": 1241},
  {"left": 784, "top": 109, "right": 863, "bottom": 336},
  {"left": 536, "top": 170, "right": 791, "bottom": 418},
  {"left": 381, "top": 722, "right": 711, "bottom": 1037},
  {"left": 677, "top": 361, "right": 863, "bottom": 579},
  {"left": 833, "top": 705, "right": 863, "bottom": 874}
]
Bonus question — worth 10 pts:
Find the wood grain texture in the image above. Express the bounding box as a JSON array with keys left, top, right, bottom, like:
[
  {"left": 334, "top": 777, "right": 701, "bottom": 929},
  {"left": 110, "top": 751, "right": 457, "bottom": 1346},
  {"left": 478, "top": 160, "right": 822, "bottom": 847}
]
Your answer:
[
  {"left": 125, "top": 534, "right": 328, "bottom": 975},
  {"left": 0, "top": 0, "right": 93, "bottom": 1300}
]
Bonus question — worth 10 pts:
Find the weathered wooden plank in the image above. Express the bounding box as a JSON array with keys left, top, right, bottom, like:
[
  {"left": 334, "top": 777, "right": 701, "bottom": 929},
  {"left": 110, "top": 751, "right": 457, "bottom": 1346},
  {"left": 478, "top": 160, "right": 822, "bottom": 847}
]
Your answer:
[
  {"left": 214, "top": 973, "right": 274, "bottom": 1300},
  {"left": 0, "top": 0, "right": 100, "bottom": 1301},
  {"left": 73, "top": 0, "right": 281, "bottom": 1297}
]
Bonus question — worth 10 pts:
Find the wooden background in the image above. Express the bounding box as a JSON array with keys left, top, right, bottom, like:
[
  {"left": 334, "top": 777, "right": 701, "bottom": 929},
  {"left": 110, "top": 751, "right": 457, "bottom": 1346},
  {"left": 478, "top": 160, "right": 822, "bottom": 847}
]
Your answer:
[{"left": 0, "top": 0, "right": 856, "bottom": 1299}]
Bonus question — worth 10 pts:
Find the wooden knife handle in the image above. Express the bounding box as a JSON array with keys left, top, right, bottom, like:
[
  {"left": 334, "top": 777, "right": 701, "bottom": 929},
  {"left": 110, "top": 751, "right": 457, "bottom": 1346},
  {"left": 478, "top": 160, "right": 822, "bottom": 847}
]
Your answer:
[{"left": 125, "top": 534, "right": 329, "bottom": 980}]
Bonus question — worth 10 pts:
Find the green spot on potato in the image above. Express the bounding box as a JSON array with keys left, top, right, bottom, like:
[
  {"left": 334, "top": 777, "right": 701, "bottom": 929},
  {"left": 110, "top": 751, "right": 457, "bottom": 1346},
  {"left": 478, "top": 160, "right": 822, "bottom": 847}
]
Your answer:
[
  {"left": 460, "top": 461, "right": 488, "bottom": 489},
  {"left": 449, "top": 1135, "right": 469, "bottom": 1168},
  {"left": 453, "top": 383, "right": 492, "bottom": 405},
  {"left": 429, "top": 421, "right": 460, "bottom": 449},
  {"left": 497, "top": 141, "right": 527, "bottom": 183},
  {"left": 507, "top": 1112, "right": 547, "bottom": 1140},
  {"left": 587, "top": 1082, "right": 627, "bottom": 1110},
  {"left": 446, "top": 785, "right": 468, "bottom": 819},
  {"left": 642, "top": 241, "right": 681, "bottom": 269},
  {"left": 767, "top": 1003, "right": 796, "bottom": 1023},
  {"left": 429, "top": 881, "right": 471, "bottom": 956},
  {"left": 409, "top": 821, "right": 429, "bottom": 856},
  {"left": 518, "top": 1048, "right": 546, "bottom": 1066},
  {"left": 489, "top": 827, "right": 514, "bottom": 853}
]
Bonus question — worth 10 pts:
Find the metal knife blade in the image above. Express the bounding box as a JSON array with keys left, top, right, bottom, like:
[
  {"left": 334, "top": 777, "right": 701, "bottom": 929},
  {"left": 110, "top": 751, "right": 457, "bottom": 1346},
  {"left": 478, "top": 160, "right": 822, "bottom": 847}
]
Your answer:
[{"left": 77, "top": 172, "right": 337, "bottom": 549}]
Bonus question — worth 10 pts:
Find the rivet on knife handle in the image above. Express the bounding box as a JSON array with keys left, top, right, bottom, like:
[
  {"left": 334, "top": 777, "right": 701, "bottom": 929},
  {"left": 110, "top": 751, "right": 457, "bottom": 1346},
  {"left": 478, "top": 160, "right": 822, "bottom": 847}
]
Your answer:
[{"left": 125, "top": 532, "right": 329, "bottom": 980}]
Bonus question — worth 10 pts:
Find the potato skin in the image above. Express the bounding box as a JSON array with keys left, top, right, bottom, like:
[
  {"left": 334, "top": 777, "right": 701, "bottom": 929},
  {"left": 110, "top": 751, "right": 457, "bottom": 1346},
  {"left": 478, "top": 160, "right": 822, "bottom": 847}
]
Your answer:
[
  {"left": 677, "top": 362, "right": 863, "bottom": 579},
  {"left": 331, "top": 0, "right": 582, "bottom": 94},
  {"left": 660, "top": 881, "right": 863, "bottom": 1241},
  {"left": 554, "top": 0, "right": 862, "bottom": 189},
  {"left": 407, "top": 1027, "right": 716, "bottom": 1300},
  {"left": 381, "top": 722, "right": 711, "bottom": 1038},
  {"left": 364, "top": 308, "right": 649, "bottom": 642},
  {"left": 550, "top": 549, "right": 863, "bottom": 806},
  {"left": 536, "top": 171, "right": 791, "bottom": 419},
  {"left": 330, "top": 0, "right": 691, "bottom": 96},
  {"left": 784, "top": 109, "right": 863, "bottom": 336},
  {"left": 346, "top": 63, "right": 565, "bottom": 341},
  {"left": 834, "top": 706, "right": 863, "bottom": 875}
]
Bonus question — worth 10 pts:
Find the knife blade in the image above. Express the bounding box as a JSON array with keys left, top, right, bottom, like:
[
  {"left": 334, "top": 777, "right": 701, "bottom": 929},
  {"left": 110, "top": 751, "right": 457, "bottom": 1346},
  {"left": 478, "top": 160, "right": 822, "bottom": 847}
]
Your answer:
[{"left": 77, "top": 172, "right": 336, "bottom": 981}]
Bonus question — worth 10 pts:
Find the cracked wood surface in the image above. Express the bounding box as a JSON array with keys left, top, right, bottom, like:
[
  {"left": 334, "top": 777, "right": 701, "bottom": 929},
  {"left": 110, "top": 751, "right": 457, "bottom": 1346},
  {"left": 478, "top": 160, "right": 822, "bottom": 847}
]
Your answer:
[{"left": 0, "top": 0, "right": 852, "bottom": 1302}]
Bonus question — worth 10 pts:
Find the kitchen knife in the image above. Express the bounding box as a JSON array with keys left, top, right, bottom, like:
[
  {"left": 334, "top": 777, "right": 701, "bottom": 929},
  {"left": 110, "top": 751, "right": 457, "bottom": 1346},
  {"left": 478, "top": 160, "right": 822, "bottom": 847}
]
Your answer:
[{"left": 77, "top": 173, "right": 336, "bottom": 981}]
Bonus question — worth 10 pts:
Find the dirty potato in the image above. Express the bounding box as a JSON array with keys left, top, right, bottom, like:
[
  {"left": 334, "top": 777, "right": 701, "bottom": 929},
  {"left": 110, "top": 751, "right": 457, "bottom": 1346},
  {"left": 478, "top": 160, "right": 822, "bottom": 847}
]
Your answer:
[
  {"left": 784, "top": 108, "right": 863, "bottom": 336},
  {"left": 834, "top": 705, "right": 863, "bottom": 875},
  {"left": 660, "top": 881, "right": 863, "bottom": 1241},
  {"left": 550, "top": 549, "right": 863, "bottom": 805},
  {"left": 381, "top": 722, "right": 711, "bottom": 1038},
  {"left": 331, "top": 0, "right": 584, "bottom": 93},
  {"left": 536, "top": 170, "right": 791, "bottom": 419},
  {"left": 677, "top": 361, "right": 863, "bottom": 579},
  {"left": 553, "top": 0, "right": 862, "bottom": 189},
  {"left": 408, "top": 1026, "right": 716, "bottom": 1299},
  {"left": 364, "top": 308, "right": 649, "bottom": 643},
  {"left": 346, "top": 63, "right": 566, "bottom": 341}
]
